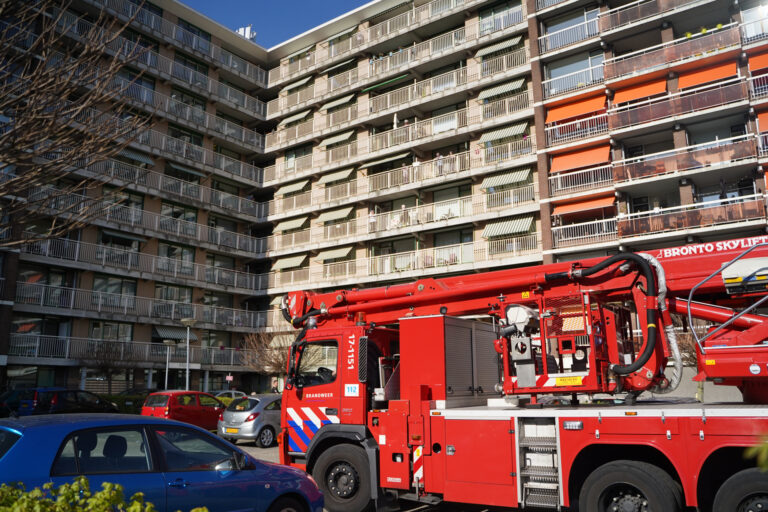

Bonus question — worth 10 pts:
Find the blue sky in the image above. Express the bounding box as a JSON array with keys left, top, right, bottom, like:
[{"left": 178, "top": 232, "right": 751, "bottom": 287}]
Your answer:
[{"left": 180, "top": 0, "right": 367, "bottom": 49}]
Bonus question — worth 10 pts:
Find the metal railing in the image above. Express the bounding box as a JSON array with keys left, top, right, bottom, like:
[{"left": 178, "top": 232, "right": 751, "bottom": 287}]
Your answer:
[
  {"left": 8, "top": 334, "right": 255, "bottom": 367},
  {"left": 741, "top": 17, "right": 768, "bottom": 45},
  {"left": 613, "top": 135, "right": 757, "bottom": 183},
  {"left": 542, "top": 64, "right": 603, "bottom": 99},
  {"left": 539, "top": 18, "right": 598, "bottom": 54},
  {"left": 15, "top": 283, "right": 268, "bottom": 329},
  {"left": 618, "top": 195, "right": 766, "bottom": 237},
  {"left": 552, "top": 218, "right": 618, "bottom": 248},
  {"left": 750, "top": 75, "right": 768, "bottom": 100},
  {"left": 599, "top": 0, "right": 705, "bottom": 33},
  {"left": 86, "top": 0, "right": 267, "bottom": 85},
  {"left": 609, "top": 78, "right": 748, "bottom": 131},
  {"left": 536, "top": 0, "right": 571, "bottom": 11},
  {"left": 20, "top": 237, "right": 269, "bottom": 293},
  {"left": 545, "top": 112, "right": 608, "bottom": 146},
  {"left": 549, "top": 165, "right": 613, "bottom": 195},
  {"left": 603, "top": 23, "right": 739, "bottom": 81}
]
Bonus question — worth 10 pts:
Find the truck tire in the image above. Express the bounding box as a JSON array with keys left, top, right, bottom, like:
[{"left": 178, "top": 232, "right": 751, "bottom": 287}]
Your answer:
[
  {"left": 313, "top": 444, "right": 371, "bottom": 512},
  {"left": 267, "top": 496, "right": 306, "bottom": 512},
  {"left": 578, "top": 460, "right": 680, "bottom": 512},
  {"left": 713, "top": 467, "right": 768, "bottom": 512}
]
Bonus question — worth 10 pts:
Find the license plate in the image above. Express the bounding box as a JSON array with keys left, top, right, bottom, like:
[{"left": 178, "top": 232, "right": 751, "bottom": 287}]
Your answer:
[{"left": 225, "top": 427, "right": 239, "bottom": 434}]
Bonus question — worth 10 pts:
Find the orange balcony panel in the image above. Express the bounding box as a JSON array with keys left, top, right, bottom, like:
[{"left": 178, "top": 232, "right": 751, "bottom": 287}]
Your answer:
[
  {"left": 546, "top": 95, "right": 606, "bottom": 123},
  {"left": 677, "top": 62, "right": 738, "bottom": 89},
  {"left": 612, "top": 79, "right": 667, "bottom": 105},
  {"left": 749, "top": 51, "right": 768, "bottom": 72},
  {"left": 552, "top": 195, "right": 615, "bottom": 215},
  {"left": 550, "top": 144, "right": 611, "bottom": 173}
]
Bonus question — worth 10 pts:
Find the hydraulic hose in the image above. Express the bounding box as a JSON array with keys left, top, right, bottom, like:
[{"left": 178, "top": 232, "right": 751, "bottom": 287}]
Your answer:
[{"left": 545, "top": 252, "right": 658, "bottom": 376}]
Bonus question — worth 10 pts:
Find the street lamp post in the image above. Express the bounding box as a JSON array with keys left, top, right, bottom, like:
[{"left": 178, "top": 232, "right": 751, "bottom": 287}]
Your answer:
[
  {"left": 180, "top": 318, "right": 195, "bottom": 390},
  {"left": 162, "top": 339, "right": 175, "bottom": 390}
]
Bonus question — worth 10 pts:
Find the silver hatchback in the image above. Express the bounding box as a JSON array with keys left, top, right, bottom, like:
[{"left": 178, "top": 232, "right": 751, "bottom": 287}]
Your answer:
[{"left": 217, "top": 394, "right": 281, "bottom": 447}]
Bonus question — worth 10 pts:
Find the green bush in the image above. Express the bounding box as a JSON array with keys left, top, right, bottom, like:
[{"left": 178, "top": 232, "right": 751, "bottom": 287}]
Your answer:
[
  {"left": 0, "top": 476, "right": 156, "bottom": 512},
  {"left": 101, "top": 395, "right": 145, "bottom": 415}
]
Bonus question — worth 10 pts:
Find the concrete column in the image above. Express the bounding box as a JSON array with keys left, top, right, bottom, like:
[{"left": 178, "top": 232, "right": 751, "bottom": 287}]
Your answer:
[
  {"left": 147, "top": 368, "right": 154, "bottom": 389},
  {"left": 203, "top": 370, "right": 209, "bottom": 392},
  {"left": 80, "top": 367, "right": 87, "bottom": 390}
]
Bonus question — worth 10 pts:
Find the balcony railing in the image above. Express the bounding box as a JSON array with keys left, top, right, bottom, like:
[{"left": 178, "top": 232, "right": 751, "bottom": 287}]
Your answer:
[
  {"left": 609, "top": 78, "right": 748, "bottom": 131},
  {"left": 56, "top": 9, "right": 266, "bottom": 117},
  {"left": 536, "top": 0, "right": 570, "bottom": 12},
  {"left": 545, "top": 112, "right": 608, "bottom": 146},
  {"left": 613, "top": 135, "right": 757, "bottom": 183},
  {"left": 267, "top": 0, "right": 487, "bottom": 85},
  {"left": 369, "top": 26, "right": 470, "bottom": 78},
  {"left": 552, "top": 218, "right": 618, "bottom": 248},
  {"left": 539, "top": 18, "right": 598, "bottom": 54},
  {"left": 9, "top": 334, "right": 255, "bottom": 367},
  {"left": 14, "top": 283, "right": 268, "bottom": 329},
  {"left": 543, "top": 64, "right": 603, "bottom": 99},
  {"left": 549, "top": 165, "right": 613, "bottom": 196},
  {"left": 599, "top": 0, "right": 706, "bottom": 33},
  {"left": 20, "top": 237, "right": 269, "bottom": 293},
  {"left": 85, "top": 0, "right": 267, "bottom": 86},
  {"left": 370, "top": 67, "right": 468, "bottom": 114},
  {"left": 741, "top": 17, "right": 768, "bottom": 45},
  {"left": 750, "top": 75, "right": 768, "bottom": 101},
  {"left": 617, "top": 195, "right": 766, "bottom": 237},
  {"left": 603, "top": 24, "right": 740, "bottom": 81}
]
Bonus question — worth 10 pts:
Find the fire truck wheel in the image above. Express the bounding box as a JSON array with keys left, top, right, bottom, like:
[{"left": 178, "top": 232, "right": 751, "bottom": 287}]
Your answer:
[
  {"left": 578, "top": 460, "right": 680, "bottom": 512},
  {"left": 313, "top": 444, "right": 371, "bottom": 512},
  {"left": 267, "top": 496, "right": 305, "bottom": 512},
  {"left": 257, "top": 426, "right": 275, "bottom": 448},
  {"left": 712, "top": 467, "right": 768, "bottom": 512}
]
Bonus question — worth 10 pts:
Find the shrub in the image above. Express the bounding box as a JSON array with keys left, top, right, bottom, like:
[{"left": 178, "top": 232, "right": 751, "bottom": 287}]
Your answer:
[{"left": 100, "top": 395, "right": 145, "bottom": 414}]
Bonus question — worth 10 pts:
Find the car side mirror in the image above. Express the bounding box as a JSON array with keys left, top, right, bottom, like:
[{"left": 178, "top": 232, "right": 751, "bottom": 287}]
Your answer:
[{"left": 215, "top": 459, "right": 235, "bottom": 472}]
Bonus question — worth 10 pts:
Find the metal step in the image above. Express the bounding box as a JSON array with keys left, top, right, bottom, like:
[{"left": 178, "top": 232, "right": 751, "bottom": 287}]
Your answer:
[
  {"left": 521, "top": 465, "right": 559, "bottom": 480},
  {"left": 525, "top": 489, "right": 559, "bottom": 509},
  {"left": 519, "top": 436, "right": 557, "bottom": 448}
]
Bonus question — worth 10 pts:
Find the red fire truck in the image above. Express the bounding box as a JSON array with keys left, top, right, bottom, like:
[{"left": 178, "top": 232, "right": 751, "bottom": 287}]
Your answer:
[{"left": 277, "top": 235, "right": 768, "bottom": 512}]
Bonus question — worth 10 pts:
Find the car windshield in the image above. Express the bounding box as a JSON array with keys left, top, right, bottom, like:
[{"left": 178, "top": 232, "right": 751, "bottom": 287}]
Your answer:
[
  {"left": 0, "top": 429, "right": 20, "bottom": 460},
  {"left": 226, "top": 397, "right": 258, "bottom": 411},
  {"left": 144, "top": 395, "right": 169, "bottom": 407}
]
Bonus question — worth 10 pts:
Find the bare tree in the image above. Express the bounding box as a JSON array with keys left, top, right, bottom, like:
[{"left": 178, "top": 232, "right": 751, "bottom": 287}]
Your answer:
[
  {"left": 81, "top": 340, "right": 144, "bottom": 395},
  {"left": 242, "top": 332, "right": 292, "bottom": 377},
  {"left": 0, "top": 0, "right": 153, "bottom": 247}
]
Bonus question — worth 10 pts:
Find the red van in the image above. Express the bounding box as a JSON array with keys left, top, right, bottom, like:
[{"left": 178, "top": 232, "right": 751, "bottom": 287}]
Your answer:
[{"left": 141, "top": 390, "right": 224, "bottom": 430}]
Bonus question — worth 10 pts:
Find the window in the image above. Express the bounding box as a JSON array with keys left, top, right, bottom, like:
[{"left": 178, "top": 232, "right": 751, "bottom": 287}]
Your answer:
[
  {"left": 155, "top": 284, "right": 192, "bottom": 303},
  {"left": 264, "top": 400, "right": 281, "bottom": 411},
  {"left": 151, "top": 426, "right": 234, "bottom": 472},
  {"left": 161, "top": 201, "right": 197, "bottom": 224},
  {"left": 90, "top": 321, "right": 132, "bottom": 341},
  {"left": 168, "top": 125, "right": 203, "bottom": 147},
  {"left": 202, "top": 330, "right": 231, "bottom": 347},
  {"left": 93, "top": 275, "right": 136, "bottom": 296},
  {"left": 174, "top": 52, "right": 208, "bottom": 76},
  {"left": 203, "top": 292, "right": 232, "bottom": 308},
  {"left": 177, "top": 18, "right": 211, "bottom": 53},
  {"left": 0, "top": 429, "right": 20, "bottom": 460},
  {"left": 205, "top": 253, "right": 234, "bottom": 270},
  {"left": 296, "top": 340, "right": 338, "bottom": 387},
  {"left": 170, "top": 87, "right": 206, "bottom": 123},
  {"left": 479, "top": 1, "right": 523, "bottom": 35},
  {"left": 118, "top": 68, "right": 155, "bottom": 104},
  {"left": 198, "top": 395, "right": 220, "bottom": 408},
  {"left": 215, "top": 145, "right": 241, "bottom": 160},
  {"left": 104, "top": 187, "right": 144, "bottom": 210},
  {"left": 51, "top": 429, "right": 151, "bottom": 475}
]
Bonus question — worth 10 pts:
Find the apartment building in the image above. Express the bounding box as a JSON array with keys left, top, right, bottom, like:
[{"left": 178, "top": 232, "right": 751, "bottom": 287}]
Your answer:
[{"left": 4, "top": 0, "right": 768, "bottom": 392}]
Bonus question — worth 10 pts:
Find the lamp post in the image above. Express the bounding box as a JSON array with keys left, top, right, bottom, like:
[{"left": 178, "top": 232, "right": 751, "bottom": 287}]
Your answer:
[
  {"left": 162, "top": 339, "right": 176, "bottom": 390},
  {"left": 180, "top": 318, "right": 195, "bottom": 390}
]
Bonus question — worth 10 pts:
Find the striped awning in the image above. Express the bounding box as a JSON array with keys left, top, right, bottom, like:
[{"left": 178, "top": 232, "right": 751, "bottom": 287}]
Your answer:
[
  {"left": 153, "top": 326, "right": 198, "bottom": 341},
  {"left": 118, "top": 148, "right": 154, "bottom": 166},
  {"left": 319, "top": 130, "right": 355, "bottom": 147},
  {"left": 482, "top": 215, "right": 534, "bottom": 238},
  {"left": 281, "top": 76, "right": 312, "bottom": 93},
  {"left": 323, "top": 58, "right": 356, "bottom": 74},
  {"left": 324, "top": 26, "right": 358, "bottom": 43},
  {"left": 362, "top": 152, "right": 410, "bottom": 168},
  {"left": 316, "top": 246, "right": 353, "bottom": 261},
  {"left": 167, "top": 161, "right": 205, "bottom": 177},
  {"left": 475, "top": 36, "right": 523, "bottom": 57},
  {"left": 317, "top": 168, "right": 354, "bottom": 184},
  {"left": 478, "top": 122, "right": 528, "bottom": 143},
  {"left": 274, "top": 216, "right": 308, "bottom": 232},
  {"left": 481, "top": 168, "right": 531, "bottom": 189},
  {"left": 478, "top": 78, "right": 526, "bottom": 100},
  {"left": 274, "top": 180, "right": 309, "bottom": 196},
  {"left": 317, "top": 206, "right": 353, "bottom": 223},
  {"left": 285, "top": 45, "right": 313, "bottom": 59},
  {"left": 320, "top": 94, "right": 355, "bottom": 111},
  {"left": 277, "top": 109, "right": 311, "bottom": 127},
  {"left": 362, "top": 74, "right": 409, "bottom": 93},
  {"left": 272, "top": 254, "right": 307, "bottom": 271}
]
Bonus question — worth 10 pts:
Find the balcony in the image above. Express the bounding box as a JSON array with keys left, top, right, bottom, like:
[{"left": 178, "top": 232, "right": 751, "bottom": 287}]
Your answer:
[
  {"left": 536, "top": 0, "right": 571, "bottom": 12},
  {"left": 608, "top": 78, "right": 749, "bottom": 132},
  {"left": 545, "top": 112, "right": 608, "bottom": 146},
  {"left": 617, "top": 195, "right": 766, "bottom": 238},
  {"left": 603, "top": 24, "right": 740, "bottom": 82},
  {"left": 538, "top": 18, "right": 599, "bottom": 54},
  {"left": 20, "top": 237, "right": 269, "bottom": 294},
  {"left": 267, "top": 0, "right": 488, "bottom": 86},
  {"left": 598, "top": 0, "right": 709, "bottom": 34},
  {"left": 552, "top": 218, "right": 618, "bottom": 248},
  {"left": 14, "top": 283, "right": 268, "bottom": 330},
  {"left": 8, "top": 334, "right": 254, "bottom": 368},
  {"left": 741, "top": 17, "right": 768, "bottom": 46},
  {"left": 55, "top": 10, "right": 266, "bottom": 117},
  {"left": 83, "top": 0, "right": 267, "bottom": 86},
  {"left": 613, "top": 136, "right": 758, "bottom": 183},
  {"left": 750, "top": 75, "right": 768, "bottom": 101},
  {"left": 549, "top": 164, "right": 613, "bottom": 196},
  {"left": 543, "top": 64, "right": 604, "bottom": 99}
]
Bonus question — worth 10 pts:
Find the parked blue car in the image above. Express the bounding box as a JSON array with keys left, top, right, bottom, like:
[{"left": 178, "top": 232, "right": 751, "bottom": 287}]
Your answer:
[{"left": 0, "top": 414, "right": 323, "bottom": 512}]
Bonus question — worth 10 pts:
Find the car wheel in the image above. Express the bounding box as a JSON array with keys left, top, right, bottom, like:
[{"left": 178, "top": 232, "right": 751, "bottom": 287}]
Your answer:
[
  {"left": 713, "top": 468, "right": 768, "bottom": 512},
  {"left": 578, "top": 460, "right": 680, "bottom": 512},
  {"left": 257, "top": 426, "right": 275, "bottom": 448},
  {"left": 267, "top": 496, "right": 305, "bottom": 512},
  {"left": 312, "top": 444, "right": 371, "bottom": 512}
]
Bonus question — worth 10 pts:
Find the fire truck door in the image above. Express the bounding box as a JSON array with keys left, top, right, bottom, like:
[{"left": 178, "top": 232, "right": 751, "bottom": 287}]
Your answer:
[{"left": 284, "top": 337, "right": 342, "bottom": 454}]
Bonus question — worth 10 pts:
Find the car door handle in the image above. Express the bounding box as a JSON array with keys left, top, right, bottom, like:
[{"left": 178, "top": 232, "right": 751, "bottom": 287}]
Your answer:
[
  {"left": 326, "top": 408, "right": 338, "bottom": 415},
  {"left": 168, "top": 479, "right": 189, "bottom": 488}
]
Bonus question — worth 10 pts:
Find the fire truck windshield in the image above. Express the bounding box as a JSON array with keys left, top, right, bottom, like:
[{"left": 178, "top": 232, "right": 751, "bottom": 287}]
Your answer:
[{"left": 295, "top": 340, "right": 338, "bottom": 388}]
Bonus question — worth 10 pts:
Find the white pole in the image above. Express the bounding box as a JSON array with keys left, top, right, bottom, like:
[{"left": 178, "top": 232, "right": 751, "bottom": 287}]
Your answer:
[
  {"left": 165, "top": 345, "right": 170, "bottom": 390},
  {"left": 185, "top": 325, "right": 190, "bottom": 390}
]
